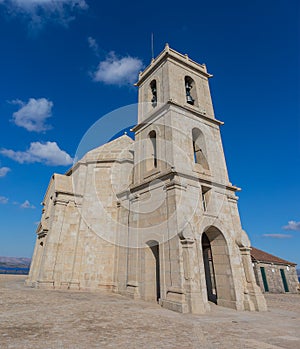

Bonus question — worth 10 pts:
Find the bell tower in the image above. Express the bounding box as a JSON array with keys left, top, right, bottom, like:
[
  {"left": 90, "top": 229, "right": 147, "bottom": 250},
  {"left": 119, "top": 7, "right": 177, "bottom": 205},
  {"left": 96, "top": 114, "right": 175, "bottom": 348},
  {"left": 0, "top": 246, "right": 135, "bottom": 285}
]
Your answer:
[
  {"left": 133, "top": 43, "right": 230, "bottom": 186},
  {"left": 115, "top": 44, "right": 267, "bottom": 314},
  {"left": 137, "top": 43, "right": 215, "bottom": 121}
]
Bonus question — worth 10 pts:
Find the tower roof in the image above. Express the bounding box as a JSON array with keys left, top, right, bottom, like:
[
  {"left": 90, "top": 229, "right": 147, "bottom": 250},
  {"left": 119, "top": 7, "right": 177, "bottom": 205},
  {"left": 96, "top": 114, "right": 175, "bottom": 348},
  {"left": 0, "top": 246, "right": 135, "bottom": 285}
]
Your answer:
[{"left": 137, "top": 44, "right": 212, "bottom": 86}]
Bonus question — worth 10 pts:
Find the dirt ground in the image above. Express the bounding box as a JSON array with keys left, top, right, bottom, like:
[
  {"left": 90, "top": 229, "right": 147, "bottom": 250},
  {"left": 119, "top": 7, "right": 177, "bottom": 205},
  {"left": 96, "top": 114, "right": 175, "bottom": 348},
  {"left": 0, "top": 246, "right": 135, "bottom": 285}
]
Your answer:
[{"left": 0, "top": 275, "right": 299, "bottom": 349}]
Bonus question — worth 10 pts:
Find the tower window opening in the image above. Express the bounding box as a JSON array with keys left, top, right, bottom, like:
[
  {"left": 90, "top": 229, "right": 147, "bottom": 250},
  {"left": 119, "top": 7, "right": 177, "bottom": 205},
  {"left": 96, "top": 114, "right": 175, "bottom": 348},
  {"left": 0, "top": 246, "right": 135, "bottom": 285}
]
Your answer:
[
  {"left": 150, "top": 80, "right": 157, "bottom": 108},
  {"left": 185, "top": 76, "right": 195, "bottom": 105},
  {"left": 192, "top": 128, "right": 209, "bottom": 171},
  {"left": 193, "top": 142, "right": 206, "bottom": 165},
  {"left": 201, "top": 186, "right": 210, "bottom": 211},
  {"left": 149, "top": 130, "right": 157, "bottom": 168},
  {"left": 193, "top": 140, "right": 200, "bottom": 163}
]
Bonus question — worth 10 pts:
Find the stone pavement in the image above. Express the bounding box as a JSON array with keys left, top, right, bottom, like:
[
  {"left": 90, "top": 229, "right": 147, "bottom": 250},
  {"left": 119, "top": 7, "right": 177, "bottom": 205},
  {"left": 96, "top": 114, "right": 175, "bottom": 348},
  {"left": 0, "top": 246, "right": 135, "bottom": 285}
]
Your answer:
[{"left": 0, "top": 275, "right": 299, "bottom": 349}]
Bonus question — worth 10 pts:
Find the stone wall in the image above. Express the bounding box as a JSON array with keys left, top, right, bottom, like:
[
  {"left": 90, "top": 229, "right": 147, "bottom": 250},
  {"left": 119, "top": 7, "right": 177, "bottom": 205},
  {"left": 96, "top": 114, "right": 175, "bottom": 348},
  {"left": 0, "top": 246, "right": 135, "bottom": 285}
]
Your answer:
[{"left": 253, "top": 262, "right": 299, "bottom": 294}]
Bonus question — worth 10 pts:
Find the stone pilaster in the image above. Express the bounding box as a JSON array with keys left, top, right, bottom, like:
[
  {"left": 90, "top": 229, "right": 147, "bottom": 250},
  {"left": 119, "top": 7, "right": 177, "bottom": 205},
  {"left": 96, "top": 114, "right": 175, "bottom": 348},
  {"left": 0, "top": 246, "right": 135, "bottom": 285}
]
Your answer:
[{"left": 240, "top": 247, "right": 267, "bottom": 311}]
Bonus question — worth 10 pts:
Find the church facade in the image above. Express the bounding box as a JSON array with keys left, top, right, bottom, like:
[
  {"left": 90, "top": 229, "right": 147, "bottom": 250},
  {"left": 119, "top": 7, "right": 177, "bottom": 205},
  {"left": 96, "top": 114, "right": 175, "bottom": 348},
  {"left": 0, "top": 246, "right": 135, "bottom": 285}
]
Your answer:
[{"left": 26, "top": 45, "right": 267, "bottom": 313}]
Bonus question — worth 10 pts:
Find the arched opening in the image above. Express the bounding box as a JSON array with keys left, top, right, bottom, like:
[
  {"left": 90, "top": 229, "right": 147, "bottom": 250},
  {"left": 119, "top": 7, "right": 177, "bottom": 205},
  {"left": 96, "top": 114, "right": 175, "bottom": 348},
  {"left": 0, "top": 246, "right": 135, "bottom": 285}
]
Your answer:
[
  {"left": 150, "top": 80, "right": 157, "bottom": 107},
  {"left": 145, "top": 240, "right": 161, "bottom": 302},
  {"left": 202, "top": 233, "right": 217, "bottom": 303},
  {"left": 146, "top": 130, "right": 157, "bottom": 171},
  {"left": 202, "top": 227, "right": 236, "bottom": 308},
  {"left": 192, "top": 128, "right": 209, "bottom": 171},
  {"left": 185, "top": 76, "right": 197, "bottom": 106},
  {"left": 201, "top": 186, "right": 211, "bottom": 212}
]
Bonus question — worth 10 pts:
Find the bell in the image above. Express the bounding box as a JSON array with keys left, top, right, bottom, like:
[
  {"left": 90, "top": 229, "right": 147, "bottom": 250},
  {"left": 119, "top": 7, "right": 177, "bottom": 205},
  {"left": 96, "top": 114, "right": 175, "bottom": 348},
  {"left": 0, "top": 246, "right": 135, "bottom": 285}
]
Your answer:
[
  {"left": 185, "top": 82, "right": 194, "bottom": 105},
  {"left": 151, "top": 86, "right": 157, "bottom": 107},
  {"left": 186, "top": 94, "right": 194, "bottom": 105},
  {"left": 151, "top": 95, "right": 157, "bottom": 107}
]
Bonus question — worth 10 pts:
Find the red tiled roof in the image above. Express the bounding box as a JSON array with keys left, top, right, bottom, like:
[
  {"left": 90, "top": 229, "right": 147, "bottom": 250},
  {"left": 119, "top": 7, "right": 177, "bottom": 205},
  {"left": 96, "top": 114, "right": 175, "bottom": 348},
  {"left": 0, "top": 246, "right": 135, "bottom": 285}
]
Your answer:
[{"left": 251, "top": 247, "right": 296, "bottom": 266}]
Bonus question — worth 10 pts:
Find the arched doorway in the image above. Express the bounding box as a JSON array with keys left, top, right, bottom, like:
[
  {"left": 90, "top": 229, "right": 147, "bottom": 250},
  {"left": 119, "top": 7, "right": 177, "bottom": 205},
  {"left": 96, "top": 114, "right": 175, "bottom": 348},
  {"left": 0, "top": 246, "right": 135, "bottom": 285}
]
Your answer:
[
  {"left": 145, "top": 240, "right": 161, "bottom": 302},
  {"left": 202, "top": 233, "right": 217, "bottom": 303},
  {"left": 202, "top": 227, "right": 236, "bottom": 307}
]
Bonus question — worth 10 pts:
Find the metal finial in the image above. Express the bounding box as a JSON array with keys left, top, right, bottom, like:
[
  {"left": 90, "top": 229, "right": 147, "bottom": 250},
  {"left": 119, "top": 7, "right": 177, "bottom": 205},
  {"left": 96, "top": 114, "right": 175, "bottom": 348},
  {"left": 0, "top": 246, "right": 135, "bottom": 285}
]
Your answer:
[{"left": 151, "top": 33, "right": 154, "bottom": 60}]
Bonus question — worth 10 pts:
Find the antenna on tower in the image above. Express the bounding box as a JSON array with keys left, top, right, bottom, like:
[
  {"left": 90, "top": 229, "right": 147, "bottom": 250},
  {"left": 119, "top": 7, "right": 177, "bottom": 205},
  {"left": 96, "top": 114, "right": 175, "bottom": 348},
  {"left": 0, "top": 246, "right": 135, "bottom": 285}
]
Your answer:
[{"left": 151, "top": 33, "right": 154, "bottom": 60}]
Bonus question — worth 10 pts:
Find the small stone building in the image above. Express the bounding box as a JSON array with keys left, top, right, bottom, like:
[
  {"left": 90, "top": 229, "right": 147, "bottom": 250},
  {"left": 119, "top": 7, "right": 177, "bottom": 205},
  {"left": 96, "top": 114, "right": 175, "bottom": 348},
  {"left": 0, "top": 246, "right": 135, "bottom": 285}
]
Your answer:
[
  {"left": 251, "top": 247, "right": 298, "bottom": 293},
  {"left": 26, "top": 45, "right": 267, "bottom": 314}
]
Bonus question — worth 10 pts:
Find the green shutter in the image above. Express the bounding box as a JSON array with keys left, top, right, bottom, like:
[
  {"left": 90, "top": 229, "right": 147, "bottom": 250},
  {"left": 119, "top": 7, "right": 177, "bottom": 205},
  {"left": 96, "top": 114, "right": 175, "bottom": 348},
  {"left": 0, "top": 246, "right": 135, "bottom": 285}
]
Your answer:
[
  {"left": 260, "top": 267, "right": 269, "bottom": 292},
  {"left": 280, "top": 269, "right": 289, "bottom": 292}
]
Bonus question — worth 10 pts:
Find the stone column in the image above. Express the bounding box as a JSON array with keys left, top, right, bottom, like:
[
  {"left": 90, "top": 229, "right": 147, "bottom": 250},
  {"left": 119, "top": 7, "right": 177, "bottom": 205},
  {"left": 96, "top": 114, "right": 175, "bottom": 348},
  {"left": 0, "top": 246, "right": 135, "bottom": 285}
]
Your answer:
[
  {"left": 66, "top": 197, "right": 84, "bottom": 290},
  {"left": 240, "top": 247, "right": 267, "bottom": 311},
  {"left": 57, "top": 199, "right": 81, "bottom": 290},
  {"left": 37, "top": 197, "right": 67, "bottom": 289},
  {"left": 181, "top": 237, "right": 207, "bottom": 314},
  {"left": 125, "top": 194, "right": 140, "bottom": 300},
  {"left": 160, "top": 181, "right": 189, "bottom": 313},
  {"left": 25, "top": 234, "right": 40, "bottom": 286},
  {"left": 114, "top": 198, "right": 130, "bottom": 295}
]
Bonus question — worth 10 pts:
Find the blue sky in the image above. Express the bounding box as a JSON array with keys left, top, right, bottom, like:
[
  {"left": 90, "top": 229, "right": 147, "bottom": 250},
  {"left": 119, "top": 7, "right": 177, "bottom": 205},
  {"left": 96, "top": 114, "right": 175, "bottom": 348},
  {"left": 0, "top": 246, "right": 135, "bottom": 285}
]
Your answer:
[{"left": 0, "top": 0, "right": 299, "bottom": 265}]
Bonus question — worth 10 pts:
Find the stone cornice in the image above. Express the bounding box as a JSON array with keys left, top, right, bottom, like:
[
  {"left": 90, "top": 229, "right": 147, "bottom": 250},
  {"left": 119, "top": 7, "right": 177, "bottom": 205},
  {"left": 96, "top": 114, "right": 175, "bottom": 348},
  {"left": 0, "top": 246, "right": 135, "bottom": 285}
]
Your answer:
[
  {"left": 53, "top": 192, "right": 83, "bottom": 206},
  {"left": 131, "top": 100, "right": 223, "bottom": 134},
  {"left": 131, "top": 103, "right": 169, "bottom": 133},
  {"left": 136, "top": 44, "right": 212, "bottom": 86},
  {"left": 168, "top": 100, "right": 224, "bottom": 126},
  {"left": 116, "top": 167, "right": 240, "bottom": 199}
]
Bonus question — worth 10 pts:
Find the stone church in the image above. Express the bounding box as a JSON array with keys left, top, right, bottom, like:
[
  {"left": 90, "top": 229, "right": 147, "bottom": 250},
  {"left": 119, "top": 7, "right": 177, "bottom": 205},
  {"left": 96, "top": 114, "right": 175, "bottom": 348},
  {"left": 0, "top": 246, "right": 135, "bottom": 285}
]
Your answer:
[{"left": 26, "top": 45, "right": 267, "bottom": 313}]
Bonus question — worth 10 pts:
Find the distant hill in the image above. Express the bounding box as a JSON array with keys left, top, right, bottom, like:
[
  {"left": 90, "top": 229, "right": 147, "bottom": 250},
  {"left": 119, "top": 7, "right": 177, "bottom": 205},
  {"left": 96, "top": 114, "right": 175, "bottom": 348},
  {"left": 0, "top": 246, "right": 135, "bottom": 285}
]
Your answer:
[
  {"left": 0, "top": 256, "right": 31, "bottom": 275},
  {"left": 297, "top": 269, "right": 300, "bottom": 282}
]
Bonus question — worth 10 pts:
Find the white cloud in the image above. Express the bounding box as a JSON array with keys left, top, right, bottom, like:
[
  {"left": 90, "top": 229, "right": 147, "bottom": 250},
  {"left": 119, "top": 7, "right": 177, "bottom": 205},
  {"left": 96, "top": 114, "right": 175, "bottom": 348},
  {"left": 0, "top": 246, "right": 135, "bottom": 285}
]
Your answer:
[
  {"left": 0, "top": 0, "right": 88, "bottom": 27},
  {"left": 8, "top": 0, "right": 87, "bottom": 8},
  {"left": 0, "top": 167, "right": 11, "bottom": 177},
  {"left": 88, "top": 36, "right": 99, "bottom": 55},
  {"left": 20, "top": 200, "right": 35, "bottom": 209},
  {"left": 0, "top": 141, "right": 73, "bottom": 166},
  {"left": 263, "top": 234, "right": 293, "bottom": 239},
  {"left": 11, "top": 98, "right": 53, "bottom": 132},
  {"left": 283, "top": 220, "right": 300, "bottom": 231},
  {"left": 0, "top": 196, "right": 9, "bottom": 204},
  {"left": 93, "top": 52, "right": 143, "bottom": 86}
]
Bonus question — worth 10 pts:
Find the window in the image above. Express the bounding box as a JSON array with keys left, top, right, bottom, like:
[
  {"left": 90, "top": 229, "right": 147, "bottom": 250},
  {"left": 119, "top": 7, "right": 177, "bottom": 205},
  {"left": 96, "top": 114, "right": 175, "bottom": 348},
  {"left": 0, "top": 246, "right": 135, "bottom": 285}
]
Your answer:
[
  {"left": 149, "top": 130, "right": 157, "bottom": 169},
  {"left": 185, "top": 76, "right": 196, "bottom": 105},
  {"left": 192, "top": 128, "right": 209, "bottom": 171},
  {"left": 150, "top": 80, "right": 157, "bottom": 107},
  {"left": 201, "top": 186, "right": 210, "bottom": 211},
  {"left": 193, "top": 139, "right": 199, "bottom": 163}
]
